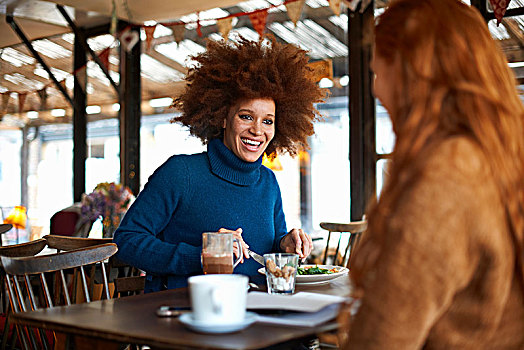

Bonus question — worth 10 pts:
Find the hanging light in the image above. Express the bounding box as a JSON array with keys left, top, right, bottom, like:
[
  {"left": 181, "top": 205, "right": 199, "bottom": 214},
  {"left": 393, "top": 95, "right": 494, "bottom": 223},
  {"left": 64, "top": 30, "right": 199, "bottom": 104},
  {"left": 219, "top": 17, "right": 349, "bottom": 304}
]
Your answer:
[
  {"left": 3, "top": 205, "right": 27, "bottom": 244},
  {"left": 262, "top": 153, "right": 283, "bottom": 171}
]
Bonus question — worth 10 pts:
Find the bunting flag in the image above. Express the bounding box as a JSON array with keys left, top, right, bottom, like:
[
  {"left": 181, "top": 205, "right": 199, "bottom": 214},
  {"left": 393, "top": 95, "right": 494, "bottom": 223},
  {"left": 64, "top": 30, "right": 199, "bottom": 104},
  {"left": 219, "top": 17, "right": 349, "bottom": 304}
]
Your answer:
[
  {"left": 17, "top": 92, "right": 27, "bottom": 113},
  {"left": 342, "top": 0, "right": 372, "bottom": 12},
  {"left": 249, "top": 9, "right": 268, "bottom": 37},
  {"left": 120, "top": 27, "right": 140, "bottom": 52},
  {"left": 329, "top": 0, "right": 342, "bottom": 16},
  {"left": 75, "top": 66, "right": 87, "bottom": 91},
  {"left": 307, "top": 59, "right": 333, "bottom": 82},
  {"left": 489, "top": 0, "right": 511, "bottom": 24},
  {"left": 285, "top": 0, "right": 306, "bottom": 26},
  {"left": 59, "top": 79, "right": 68, "bottom": 94},
  {"left": 144, "top": 25, "right": 157, "bottom": 52},
  {"left": 37, "top": 88, "right": 47, "bottom": 111},
  {"left": 169, "top": 24, "right": 186, "bottom": 45},
  {"left": 98, "top": 47, "right": 111, "bottom": 70},
  {"left": 196, "top": 12, "right": 203, "bottom": 37},
  {"left": 342, "top": 0, "right": 359, "bottom": 11},
  {"left": 217, "top": 17, "right": 234, "bottom": 40}
]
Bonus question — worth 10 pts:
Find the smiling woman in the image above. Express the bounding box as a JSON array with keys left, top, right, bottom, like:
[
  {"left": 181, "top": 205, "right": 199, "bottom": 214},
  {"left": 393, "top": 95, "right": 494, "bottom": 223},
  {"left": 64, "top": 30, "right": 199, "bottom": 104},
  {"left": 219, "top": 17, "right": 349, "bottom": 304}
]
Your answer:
[{"left": 112, "top": 35, "right": 327, "bottom": 293}]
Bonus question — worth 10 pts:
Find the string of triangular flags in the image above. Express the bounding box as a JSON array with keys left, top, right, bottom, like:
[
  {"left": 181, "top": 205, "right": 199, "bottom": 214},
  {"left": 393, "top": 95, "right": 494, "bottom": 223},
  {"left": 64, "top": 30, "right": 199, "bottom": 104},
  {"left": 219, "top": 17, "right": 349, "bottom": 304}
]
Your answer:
[
  {"left": 0, "top": 44, "right": 115, "bottom": 117},
  {"left": 0, "top": 0, "right": 343, "bottom": 116},
  {"left": 5, "top": 0, "right": 512, "bottom": 118},
  {"left": 140, "top": 0, "right": 356, "bottom": 46}
]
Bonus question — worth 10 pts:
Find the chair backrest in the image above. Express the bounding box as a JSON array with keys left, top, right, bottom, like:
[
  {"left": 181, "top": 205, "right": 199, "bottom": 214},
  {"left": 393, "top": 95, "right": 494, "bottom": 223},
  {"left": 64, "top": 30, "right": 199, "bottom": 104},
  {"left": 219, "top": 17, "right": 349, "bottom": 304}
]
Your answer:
[
  {"left": 49, "top": 210, "right": 79, "bottom": 237},
  {"left": 43, "top": 235, "right": 112, "bottom": 251},
  {"left": 0, "top": 224, "right": 12, "bottom": 235},
  {"left": 0, "top": 239, "right": 49, "bottom": 322},
  {"left": 0, "top": 224, "right": 13, "bottom": 247},
  {"left": 1, "top": 243, "right": 117, "bottom": 349},
  {"left": 319, "top": 220, "right": 367, "bottom": 268},
  {"left": 109, "top": 256, "right": 145, "bottom": 298},
  {"left": 0, "top": 239, "right": 47, "bottom": 258},
  {"left": 43, "top": 235, "right": 116, "bottom": 306},
  {"left": 2, "top": 243, "right": 117, "bottom": 307},
  {"left": 43, "top": 236, "right": 146, "bottom": 299},
  {"left": 113, "top": 276, "right": 146, "bottom": 298}
]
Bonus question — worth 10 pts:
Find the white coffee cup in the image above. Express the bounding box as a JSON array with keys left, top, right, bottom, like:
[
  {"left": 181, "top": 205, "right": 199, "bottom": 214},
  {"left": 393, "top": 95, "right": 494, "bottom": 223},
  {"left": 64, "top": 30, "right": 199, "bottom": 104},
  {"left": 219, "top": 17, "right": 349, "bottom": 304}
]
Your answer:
[{"left": 188, "top": 274, "right": 248, "bottom": 325}]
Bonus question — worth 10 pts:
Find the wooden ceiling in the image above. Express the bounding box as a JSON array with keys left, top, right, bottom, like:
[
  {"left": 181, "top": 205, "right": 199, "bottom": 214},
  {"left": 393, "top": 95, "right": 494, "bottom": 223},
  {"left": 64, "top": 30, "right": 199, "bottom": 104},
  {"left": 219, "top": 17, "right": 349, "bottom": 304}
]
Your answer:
[{"left": 0, "top": 0, "right": 522, "bottom": 128}]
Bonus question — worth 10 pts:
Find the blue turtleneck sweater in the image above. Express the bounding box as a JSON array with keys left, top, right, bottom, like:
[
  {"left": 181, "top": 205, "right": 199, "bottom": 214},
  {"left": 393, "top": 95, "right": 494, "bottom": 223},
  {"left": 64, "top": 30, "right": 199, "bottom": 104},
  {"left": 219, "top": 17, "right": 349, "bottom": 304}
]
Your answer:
[{"left": 113, "top": 139, "right": 288, "bottom": 292}]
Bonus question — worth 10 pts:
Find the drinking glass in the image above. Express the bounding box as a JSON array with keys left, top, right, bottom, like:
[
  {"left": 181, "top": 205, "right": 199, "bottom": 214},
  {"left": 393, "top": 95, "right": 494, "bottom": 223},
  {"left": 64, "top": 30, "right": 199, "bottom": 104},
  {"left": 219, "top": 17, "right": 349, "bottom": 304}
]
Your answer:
[
  {"left": 263, "top": 253, "right": 299, "bottom": 294},
  {"left": 201, "top": 232, "right": 242, "bottom": 274}
]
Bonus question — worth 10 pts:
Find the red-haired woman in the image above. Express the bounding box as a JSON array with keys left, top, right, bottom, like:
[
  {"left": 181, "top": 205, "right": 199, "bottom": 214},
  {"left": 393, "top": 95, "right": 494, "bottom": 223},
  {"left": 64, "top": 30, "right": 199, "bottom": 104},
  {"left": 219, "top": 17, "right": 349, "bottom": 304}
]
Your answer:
[{"left": 340, "top": 0, "right": 524, "bottom": 348}]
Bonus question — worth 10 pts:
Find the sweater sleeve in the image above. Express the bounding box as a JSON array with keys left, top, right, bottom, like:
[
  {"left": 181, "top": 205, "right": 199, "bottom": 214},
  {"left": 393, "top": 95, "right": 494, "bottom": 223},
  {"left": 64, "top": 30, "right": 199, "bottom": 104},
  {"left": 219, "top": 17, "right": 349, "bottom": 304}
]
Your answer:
[
  {"left": 113, "top": 156, "right": 202, "bottom": 276},
  {"left": 272, "top": 178, "right": 288, "bottom": 252},
  {"left": 345, "top": 141, "right": 481, "bottom": 349}
]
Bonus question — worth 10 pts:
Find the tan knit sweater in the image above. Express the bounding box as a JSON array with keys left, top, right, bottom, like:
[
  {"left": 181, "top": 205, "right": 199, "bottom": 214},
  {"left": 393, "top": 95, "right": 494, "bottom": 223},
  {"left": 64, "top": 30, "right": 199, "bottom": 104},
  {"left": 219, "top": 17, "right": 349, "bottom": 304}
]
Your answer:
[{"left": 344, "top": 137, "right": 524, "bottom": 349}]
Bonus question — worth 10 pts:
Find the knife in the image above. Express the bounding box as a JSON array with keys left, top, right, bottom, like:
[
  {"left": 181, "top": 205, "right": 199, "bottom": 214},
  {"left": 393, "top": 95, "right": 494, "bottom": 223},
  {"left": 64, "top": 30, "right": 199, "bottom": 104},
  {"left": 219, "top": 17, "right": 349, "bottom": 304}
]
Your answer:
[{"left": 247, "top": 249, "right": 265, "bottom": 266}]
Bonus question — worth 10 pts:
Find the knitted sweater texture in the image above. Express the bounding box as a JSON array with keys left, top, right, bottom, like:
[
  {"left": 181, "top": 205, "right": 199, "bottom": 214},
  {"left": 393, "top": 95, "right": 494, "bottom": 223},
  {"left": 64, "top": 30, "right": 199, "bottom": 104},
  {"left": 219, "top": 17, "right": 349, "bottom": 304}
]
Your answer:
[
  {"left": 344, "top": 137, "right": 524, "bottom": 349},
  {"left": 113, "top": 139, "right": 287, "bottom": 291}
]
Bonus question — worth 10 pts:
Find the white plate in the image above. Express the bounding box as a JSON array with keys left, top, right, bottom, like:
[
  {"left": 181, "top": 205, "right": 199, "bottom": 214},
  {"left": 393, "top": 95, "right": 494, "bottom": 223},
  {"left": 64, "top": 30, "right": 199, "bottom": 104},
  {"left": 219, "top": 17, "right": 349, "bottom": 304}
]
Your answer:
[
  {"left": 179, "top": 312, "right": 257, "bottom": 334},
  {"left": 295, "top": 279, "right": 330, "bottom": 286},
  {"left": 258, "top": 265, "right": 348, "bottom": 283}
]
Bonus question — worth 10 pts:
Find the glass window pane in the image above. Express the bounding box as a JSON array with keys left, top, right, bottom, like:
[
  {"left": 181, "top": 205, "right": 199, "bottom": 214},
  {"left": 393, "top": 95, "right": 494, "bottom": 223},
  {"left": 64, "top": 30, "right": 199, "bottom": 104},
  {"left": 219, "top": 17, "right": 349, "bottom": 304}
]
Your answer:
[
  {"left": 376, "top": 158, "right": 391, "bottom": 197},
  {"left": 0, "top": 129, "right": 22, "bottom": 208},
  {"left": 311, "top": 97, "right": 351, "bottom": 229},
  {"left": 86, "top": 119, "right": 120, "bottom": 193},
  {"left": 376, "top": 101, "right": 395, "bottom": 155}
]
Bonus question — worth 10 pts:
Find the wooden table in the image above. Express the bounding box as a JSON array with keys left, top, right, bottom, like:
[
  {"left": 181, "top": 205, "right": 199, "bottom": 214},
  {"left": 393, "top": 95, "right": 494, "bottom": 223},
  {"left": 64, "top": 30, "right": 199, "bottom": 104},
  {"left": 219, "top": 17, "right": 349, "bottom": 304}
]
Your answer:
[{"left": 10, "top": 275, "right": 352, "bottom": 349}]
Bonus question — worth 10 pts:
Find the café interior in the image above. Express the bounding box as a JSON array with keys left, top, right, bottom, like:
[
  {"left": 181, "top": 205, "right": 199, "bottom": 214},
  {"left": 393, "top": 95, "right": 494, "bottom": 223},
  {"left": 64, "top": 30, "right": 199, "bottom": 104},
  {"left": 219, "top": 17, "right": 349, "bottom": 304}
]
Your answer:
[{"left": 0, "top": 0, "right": 523, "bottom": 349}]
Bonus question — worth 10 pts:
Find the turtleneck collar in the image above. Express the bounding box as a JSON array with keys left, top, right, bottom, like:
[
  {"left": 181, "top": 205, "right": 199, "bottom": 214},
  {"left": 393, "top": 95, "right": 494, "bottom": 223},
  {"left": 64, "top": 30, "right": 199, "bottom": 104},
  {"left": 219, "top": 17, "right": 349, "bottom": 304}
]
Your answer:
[{"left": 207, "top": 138, "right": 262, "bottom": 186}]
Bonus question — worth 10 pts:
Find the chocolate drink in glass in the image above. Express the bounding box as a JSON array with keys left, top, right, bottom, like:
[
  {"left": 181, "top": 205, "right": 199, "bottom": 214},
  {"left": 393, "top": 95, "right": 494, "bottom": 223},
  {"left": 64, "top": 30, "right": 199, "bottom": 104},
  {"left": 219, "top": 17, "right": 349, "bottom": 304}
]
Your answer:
[
  {"left": 202, "top": 252, "right": 234, "bottom": 274},
  {"left": 201, "top": 232, "right": 242, "bottom": 274}
]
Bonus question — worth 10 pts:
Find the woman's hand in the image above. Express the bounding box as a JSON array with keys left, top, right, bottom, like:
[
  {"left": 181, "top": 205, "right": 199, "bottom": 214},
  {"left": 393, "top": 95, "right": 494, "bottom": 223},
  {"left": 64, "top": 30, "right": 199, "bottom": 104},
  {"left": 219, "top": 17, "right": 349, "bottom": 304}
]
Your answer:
[
  {"left": 218, "top": 227, "right": 249, "bottom": 263},
  {"left": 280, "top": 228, "right": 313, "bottom": 260}
]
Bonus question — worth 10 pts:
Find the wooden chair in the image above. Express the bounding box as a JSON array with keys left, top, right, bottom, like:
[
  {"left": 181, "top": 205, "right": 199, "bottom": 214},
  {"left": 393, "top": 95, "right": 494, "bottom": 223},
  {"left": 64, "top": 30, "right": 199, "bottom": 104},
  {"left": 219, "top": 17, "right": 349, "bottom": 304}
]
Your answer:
[
  {"left": 314, "top": 222, "right": 367, "bottom": 350},
  {"left": 0, "top": 225, "right": 13, "bottom": 247},
  {"left": 43, "top": 235, "right": 112, "bottom": 252},
  {"left": 43, "top": 235, "right": 115, "bottom": 304},
  {"left": 1, "top": 243, "right": 118, "bottom": 350},
  {"left": 0, "top": 239, "right": 47, "bottom": 258},
  {"left": 109, "top": 256, "right": 145, "bottom": 298},
  {"left": 44, "top": 235, "right": 145, "bottom": 299},
  {"left": 112, "top": 276, "right": 146, "bottom": 298},
  {"left": 0, "top": 239, "right": 48, "bottom": 349},
  {"left": 319, "top": 220, "right": 367, "bottom": 268},
  {"left": 49, "top": 205, "right": 93, "bottom": 238}
]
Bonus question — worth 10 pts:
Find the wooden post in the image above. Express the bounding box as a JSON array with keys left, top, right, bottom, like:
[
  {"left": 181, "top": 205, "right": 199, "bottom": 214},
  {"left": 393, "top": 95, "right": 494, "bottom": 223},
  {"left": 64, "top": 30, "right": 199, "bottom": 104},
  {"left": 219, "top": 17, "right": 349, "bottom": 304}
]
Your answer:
[
  {"left": 119, "top": 25, "right": 141, "bottom": 196},
  {"left": 73, "top": 33, "right": 87, "bottom": 202},
  {"left": 348, "top": 2, "right": 376, "bottom": 221}
]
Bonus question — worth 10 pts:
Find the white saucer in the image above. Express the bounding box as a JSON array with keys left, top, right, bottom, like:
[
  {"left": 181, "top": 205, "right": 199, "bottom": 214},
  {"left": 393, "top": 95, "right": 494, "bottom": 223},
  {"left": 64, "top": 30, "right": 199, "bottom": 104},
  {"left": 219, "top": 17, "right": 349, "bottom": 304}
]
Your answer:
[{"left": 179, "top": 312, "right": 258, "bottom": 334}]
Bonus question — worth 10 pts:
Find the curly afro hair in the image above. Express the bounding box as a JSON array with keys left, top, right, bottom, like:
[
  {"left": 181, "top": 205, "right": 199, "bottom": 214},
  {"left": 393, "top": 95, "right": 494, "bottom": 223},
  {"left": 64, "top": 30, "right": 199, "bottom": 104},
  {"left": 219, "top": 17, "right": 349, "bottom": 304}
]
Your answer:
[{"left": 171, "top": 35, "right": 327, "bottom": 157}]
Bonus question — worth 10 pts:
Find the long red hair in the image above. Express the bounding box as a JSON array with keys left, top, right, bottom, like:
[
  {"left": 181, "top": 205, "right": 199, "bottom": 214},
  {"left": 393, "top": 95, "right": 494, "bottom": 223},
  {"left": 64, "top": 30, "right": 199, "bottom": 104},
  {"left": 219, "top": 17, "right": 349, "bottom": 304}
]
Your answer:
[{"left": 353, "top": 0, "right": 524, "bottom": 286}]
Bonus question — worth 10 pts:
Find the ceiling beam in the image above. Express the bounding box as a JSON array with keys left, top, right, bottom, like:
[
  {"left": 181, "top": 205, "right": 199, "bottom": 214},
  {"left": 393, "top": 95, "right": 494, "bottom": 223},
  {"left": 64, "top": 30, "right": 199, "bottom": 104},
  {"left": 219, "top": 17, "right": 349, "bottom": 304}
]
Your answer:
[
  {"left": 142, "top": 47, "right": 188, "bottom": 74},
  {"left": 502, "top": 18, "right": 524, "bottom": 48},
  {"left": 151, "top": 5, "right": 347, "bottom": 53}
]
